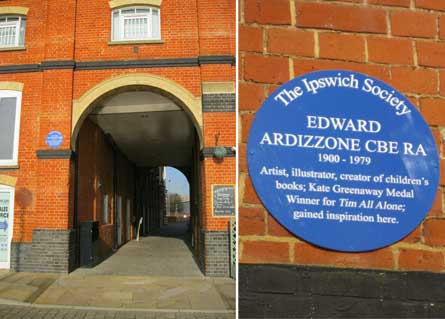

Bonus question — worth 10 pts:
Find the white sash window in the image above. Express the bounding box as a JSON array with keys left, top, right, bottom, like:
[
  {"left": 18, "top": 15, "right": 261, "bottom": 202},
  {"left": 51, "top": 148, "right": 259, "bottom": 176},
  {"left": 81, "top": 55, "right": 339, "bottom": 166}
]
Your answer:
[
  {"left": 0, "top": 91, "right": 22, "bottom": 166},
  {"left": 112, "top": 7, "right": 160, "bottom": 41},
  {"left": 0, "top": 16, "right": 26, "bottom": 48}
]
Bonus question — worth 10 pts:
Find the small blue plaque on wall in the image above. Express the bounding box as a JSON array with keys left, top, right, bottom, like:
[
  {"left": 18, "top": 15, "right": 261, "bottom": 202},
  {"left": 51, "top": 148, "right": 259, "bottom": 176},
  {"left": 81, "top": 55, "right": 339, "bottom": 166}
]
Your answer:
[
  {"left": 247, "top": 70, "right": 440, "bottom": 252},
  {"left": 45, "top": 131, "right": 63, "bottom": 149}
]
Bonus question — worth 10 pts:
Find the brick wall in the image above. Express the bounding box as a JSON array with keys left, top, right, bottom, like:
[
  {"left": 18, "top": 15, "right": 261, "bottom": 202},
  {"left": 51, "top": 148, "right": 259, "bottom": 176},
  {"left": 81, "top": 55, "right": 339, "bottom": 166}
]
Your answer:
[
  {"left": 0, "top": 0, "right": 235, "bottom": 232},
  {"left": 74, "top": 0, "right": 200, "bottom": 61},
  {"left": 77, "top": 119, "right": 136, "bottom": 259},
  {"left": 0, "top": 0, "right": 47, "bottom": 65},
  {"left": 0, "top": 0, "right": 235, "bottom": 275},
  {"left": 239, "top": 0, "right": 445, "bottom": 274}
]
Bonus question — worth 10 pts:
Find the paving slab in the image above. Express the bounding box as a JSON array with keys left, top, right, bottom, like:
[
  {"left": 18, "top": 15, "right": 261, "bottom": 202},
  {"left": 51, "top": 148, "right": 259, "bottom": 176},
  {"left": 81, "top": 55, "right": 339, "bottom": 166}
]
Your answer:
[
  {"left": 33, "top": 275, "right": 235, "bottom": 312},
  {"left": 0, "top": 272, "right": 59, "bottom": 303}
]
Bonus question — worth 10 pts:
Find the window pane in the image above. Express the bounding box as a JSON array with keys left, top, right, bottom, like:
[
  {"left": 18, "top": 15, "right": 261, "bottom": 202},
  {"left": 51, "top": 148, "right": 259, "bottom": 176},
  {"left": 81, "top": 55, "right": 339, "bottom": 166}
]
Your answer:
[
  {"left": 124, "top": 16, "right": 148, "bottom": 39},
  {"left": 0, "top": 97, "right": 17, "bottom": 160},
  {"left": 112, "top": 7, "right": 160, "bottom": 41},
  {"left": 0, "top": 23, "right": 18, "bottom": 47},
  {"left": 123, "top": 18, "right": 130, "bottom": 38},
  {"left": 112, "top": 11, "right": 119, "bottom": 40},
  {"left": 121, "top": 9, "right": 135, "bottom": 14},
  {"left": 152, "top": 10, "right": 160, "bottom": 39},
  {"left": 6, "top": 17, "right": 18, "bottom": 22},
  {"left": 19, "top": 18, "right": 25, "bottom": 46}
]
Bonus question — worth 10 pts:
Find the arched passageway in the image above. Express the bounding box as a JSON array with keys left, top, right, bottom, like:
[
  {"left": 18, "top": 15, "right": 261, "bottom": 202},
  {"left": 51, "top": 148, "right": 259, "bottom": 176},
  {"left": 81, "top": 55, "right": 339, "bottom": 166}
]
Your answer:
[{"left": 72, "top": 77, "right": 203, "bottom": 276}]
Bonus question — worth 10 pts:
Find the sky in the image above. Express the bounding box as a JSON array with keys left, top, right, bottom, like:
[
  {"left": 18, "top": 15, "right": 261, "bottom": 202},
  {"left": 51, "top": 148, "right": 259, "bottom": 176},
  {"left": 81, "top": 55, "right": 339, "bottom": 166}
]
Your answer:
[{"left": 165, "top": 167, "right": 189, "bottom": 198}]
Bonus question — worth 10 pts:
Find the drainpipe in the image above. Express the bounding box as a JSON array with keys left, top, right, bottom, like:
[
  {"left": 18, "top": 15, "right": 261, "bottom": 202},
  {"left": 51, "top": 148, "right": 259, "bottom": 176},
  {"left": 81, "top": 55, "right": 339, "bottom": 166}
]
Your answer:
[
  {"left": 113, "top": 146, "right": 118, "bottom": 250},
  {"left": 73, "top": 139, "right": 79, "bottom": 266}
]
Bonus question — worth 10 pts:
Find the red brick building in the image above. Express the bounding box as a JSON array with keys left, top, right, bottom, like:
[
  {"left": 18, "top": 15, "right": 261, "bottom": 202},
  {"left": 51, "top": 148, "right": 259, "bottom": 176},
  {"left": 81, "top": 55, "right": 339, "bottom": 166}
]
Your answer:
[
  {"left": 0, "top": 0, "right": 235, "bottom": 277},
  {"left": 240, "top": 0, "right": 445, "bottom": 316}
]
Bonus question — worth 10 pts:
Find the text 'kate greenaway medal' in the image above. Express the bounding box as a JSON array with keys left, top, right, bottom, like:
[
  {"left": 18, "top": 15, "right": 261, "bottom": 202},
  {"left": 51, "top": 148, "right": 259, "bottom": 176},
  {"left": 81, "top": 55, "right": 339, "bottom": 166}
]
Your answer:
[{"left": 247, "top": 70, "right": 439, "bottom": 252}]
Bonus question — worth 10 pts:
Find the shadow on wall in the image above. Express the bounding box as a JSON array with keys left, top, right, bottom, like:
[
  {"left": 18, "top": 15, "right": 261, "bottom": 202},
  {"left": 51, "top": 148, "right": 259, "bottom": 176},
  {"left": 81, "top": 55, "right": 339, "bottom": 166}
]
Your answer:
[{"left": 11, "top": 187, "right": 33, "bottom": 272}]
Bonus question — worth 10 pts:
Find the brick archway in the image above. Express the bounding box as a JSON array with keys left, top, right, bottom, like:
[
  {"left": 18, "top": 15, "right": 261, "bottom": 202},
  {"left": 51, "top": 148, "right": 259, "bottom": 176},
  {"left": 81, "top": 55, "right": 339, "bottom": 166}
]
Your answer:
[{"left": 71, "top": 73, "right": 203, "bottom": 150}]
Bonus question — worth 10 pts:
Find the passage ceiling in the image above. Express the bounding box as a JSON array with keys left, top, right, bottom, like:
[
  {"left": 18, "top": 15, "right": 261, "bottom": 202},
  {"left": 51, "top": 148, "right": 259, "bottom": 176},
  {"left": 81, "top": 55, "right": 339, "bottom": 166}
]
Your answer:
[{"left": 89, "top": 91, "right": 195, "bottom": 167}]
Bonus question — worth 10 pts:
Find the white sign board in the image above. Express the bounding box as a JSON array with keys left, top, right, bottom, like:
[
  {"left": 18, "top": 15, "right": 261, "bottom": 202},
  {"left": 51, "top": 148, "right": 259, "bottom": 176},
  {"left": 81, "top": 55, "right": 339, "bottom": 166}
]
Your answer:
[{"left": 0, "top": 186, "right": 14, "bottom": 269}]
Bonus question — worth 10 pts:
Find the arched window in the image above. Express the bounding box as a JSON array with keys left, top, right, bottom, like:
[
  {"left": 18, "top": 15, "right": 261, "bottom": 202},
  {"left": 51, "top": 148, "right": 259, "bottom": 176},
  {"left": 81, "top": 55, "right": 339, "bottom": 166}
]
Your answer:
[
  {"left": 111, "top": 6, "right": 160, "bottom": 41},
  {"left": 0, "top": 15, "right": 26, "bottom": 48}
]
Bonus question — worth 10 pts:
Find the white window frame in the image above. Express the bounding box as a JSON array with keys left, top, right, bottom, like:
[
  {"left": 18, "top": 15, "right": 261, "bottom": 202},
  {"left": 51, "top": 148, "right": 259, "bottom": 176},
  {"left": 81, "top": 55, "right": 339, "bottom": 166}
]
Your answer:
[
  {"left": 0, "top": 185, "right": 14, "bottom": 269},
  {"left": 0, "top": 16, "right": 25, "bottom": 48},
  {"left": 111, "top": 6, "right": 161, "bottom": 41},
  {"left": 0, "top": 90, "right": 22, "bottom": 167}
]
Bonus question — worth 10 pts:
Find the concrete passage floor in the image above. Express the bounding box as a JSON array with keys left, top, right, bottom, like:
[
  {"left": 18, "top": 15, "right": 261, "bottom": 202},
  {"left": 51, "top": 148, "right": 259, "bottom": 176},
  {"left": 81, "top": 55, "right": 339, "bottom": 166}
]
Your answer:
[{"left": 74, "top": 222, "right": 203, "bottom": 277}]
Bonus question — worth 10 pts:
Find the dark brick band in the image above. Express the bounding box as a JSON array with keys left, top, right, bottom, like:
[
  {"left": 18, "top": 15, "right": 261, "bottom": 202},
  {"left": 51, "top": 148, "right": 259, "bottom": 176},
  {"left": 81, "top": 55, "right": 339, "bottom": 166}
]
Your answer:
[
  {"left": 240, "top": 264, "right": 445, "bottom": 318},
  {"left": 200, "top": 230, "right": 230, "bottom": 277},
  {"left": 41, "top": 60, "right": 76, "bottom": 70},
  {"left": 202, "top": 93, "right": 235, "bottom": 112},
  {"left": 0, "top": 55, "right": 236, "bottom": 74},
  {"left": 0, "top": 64, "right": 40, "bottom": 74},
  {"left": 76, "top": 58, "right": 198, "bottom": 70},
  {"left": 36, "top": 149, "right": 73, "bottom": 159},
  {"left": 11, "top": 229, "right": 76, "bottom": 273},
  {"left": 198, "top": 55, "right": 235, "bottom": 65}
]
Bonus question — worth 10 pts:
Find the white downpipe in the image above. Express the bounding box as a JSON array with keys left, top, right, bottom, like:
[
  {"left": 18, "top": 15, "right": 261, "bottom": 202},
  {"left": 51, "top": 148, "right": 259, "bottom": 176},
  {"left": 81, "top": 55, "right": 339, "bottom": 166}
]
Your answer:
[{"left": 136, "top": 217, "right": 143, "bottom": 241}]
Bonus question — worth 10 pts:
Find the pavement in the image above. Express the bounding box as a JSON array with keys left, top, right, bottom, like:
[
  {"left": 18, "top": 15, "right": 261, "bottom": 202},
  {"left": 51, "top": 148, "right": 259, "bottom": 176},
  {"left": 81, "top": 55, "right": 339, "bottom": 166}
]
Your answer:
[
  {"left": 0, "top": 304, "right": 234, "bottom": 318},
  {"left": 34, "top": 275, "right": 234, "bottom": 311},
  {"left": 0, "top": 223, "right": 235, "bottom": 318}
]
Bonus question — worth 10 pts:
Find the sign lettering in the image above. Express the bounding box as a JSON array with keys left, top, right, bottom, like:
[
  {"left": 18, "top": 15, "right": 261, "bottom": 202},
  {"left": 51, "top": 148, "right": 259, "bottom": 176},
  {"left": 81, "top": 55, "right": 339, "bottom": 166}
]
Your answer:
[{"left": 247, "top": 70, "right": 439, "bottom": 252}]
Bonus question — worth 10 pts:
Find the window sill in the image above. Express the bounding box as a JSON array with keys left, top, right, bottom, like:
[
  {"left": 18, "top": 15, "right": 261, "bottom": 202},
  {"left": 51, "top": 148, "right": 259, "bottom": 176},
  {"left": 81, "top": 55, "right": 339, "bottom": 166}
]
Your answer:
[
  {"left": 0, "top": 46, "right": 26, "bottom": 52},
  {"left": 108, "top": 39, "right": 164, "bottom": 46},
  {"left": 0, "top": 165, "right": 19, "bottom": 170}
]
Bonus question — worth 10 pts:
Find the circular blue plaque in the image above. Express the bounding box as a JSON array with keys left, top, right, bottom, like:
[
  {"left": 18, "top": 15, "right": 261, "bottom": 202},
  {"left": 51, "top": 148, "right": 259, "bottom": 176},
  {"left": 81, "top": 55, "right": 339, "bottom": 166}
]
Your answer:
[
  {"left": 247, "top": 70, "right": 440, "bottom": 252},
  {"left": 45, "top": 131, "right": 63, "bottom": 149}
]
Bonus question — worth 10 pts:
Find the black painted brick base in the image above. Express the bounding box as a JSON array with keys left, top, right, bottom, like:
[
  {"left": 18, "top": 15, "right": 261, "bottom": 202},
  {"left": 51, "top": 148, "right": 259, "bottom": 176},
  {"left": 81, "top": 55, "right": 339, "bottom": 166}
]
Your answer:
[
  {"left": 200, "top": 230, "right": 230, "bottom": 277},
  {"left": 202, "top": 93, "right": 235, "bottom": 112},
  {"left": 11, "top": 229, "right": 76, "bottom": 273},
  {"left": 240, "top": 264, "right": 445, "bottom": 318}
]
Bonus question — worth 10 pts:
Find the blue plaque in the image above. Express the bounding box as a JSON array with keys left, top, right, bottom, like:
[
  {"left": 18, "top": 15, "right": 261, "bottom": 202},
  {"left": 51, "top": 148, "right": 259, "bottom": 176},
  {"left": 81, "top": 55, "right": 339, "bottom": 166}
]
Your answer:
[
  {"left": 45, "top": 131, "right": 63, "bottom": 149},
  {"left": 247, "top": 70, "right": 440, "bottom": 252}
]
